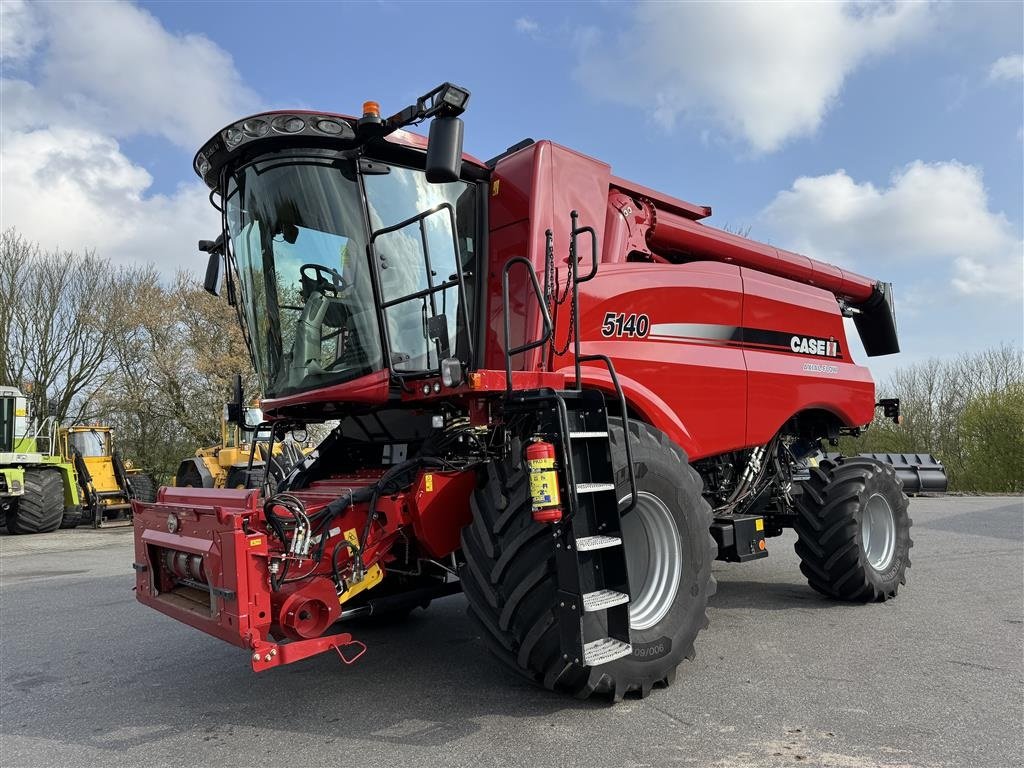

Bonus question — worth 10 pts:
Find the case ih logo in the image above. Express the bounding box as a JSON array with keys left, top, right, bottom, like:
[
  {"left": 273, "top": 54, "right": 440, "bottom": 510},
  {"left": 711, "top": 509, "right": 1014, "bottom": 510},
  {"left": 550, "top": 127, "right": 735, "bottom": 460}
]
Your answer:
[{"left": 790, "top": 335, "right": 840, "bottom": 358}]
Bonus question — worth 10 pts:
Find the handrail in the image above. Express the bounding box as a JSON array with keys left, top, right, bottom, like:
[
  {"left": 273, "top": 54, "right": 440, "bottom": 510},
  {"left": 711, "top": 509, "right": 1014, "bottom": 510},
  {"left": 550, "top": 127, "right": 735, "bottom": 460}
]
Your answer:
[
  {"left": 370, "top": 201, "right": 474, "bottom": 368},
  {"left": 501, "top": 257, "right": 553, "bottom": 396},
  {"left": 29, "top": 415, "right": 58, "bottom": 457},
  {"left": 577, "top": 354, "right": 638, "bottom": 516},
  {"left": 568, "top": 209, "right": 600, "bottom": 389}
]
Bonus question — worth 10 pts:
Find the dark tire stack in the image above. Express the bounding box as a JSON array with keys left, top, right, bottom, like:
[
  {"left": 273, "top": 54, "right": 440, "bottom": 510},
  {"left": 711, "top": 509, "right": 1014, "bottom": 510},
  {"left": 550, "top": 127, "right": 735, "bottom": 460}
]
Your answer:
[
  {"left": 460, "top": 419, "right": 716, "bottom": 700},
  {"left": 794, "top": 456, "right": 912, "bottom": 601},
  {"left": 129, "top": 474, "right": 158, "bottom": 503},
  {"left": 5, "top": 468, "right": 64, "bottom": 535}
]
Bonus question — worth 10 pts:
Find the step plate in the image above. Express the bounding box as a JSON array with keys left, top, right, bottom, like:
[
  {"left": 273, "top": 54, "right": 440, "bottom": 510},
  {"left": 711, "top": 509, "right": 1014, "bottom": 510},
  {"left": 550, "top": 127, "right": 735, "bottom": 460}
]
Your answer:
[
  {"left": 569, "top": 431, "right": 609, "bottom": 439},
  {"left": 582, "top": 589, "right": 630, "bottom": 612},
  {"left": 582, "top": 637, "right": 633, "bottom": 666},
  {"left": 575, "top": 535, "right": 622, "bottom": 552},
  {"left": 575, "top": 482, "right": 615, "bottom": 494}
]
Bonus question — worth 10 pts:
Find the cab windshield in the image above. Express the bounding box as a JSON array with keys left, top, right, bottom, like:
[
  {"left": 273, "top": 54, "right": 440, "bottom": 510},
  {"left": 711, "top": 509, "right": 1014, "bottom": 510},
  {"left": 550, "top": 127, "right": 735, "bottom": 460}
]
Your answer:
[
  {"left": 227, "top": 150, "right": 380, "bottom": 398},
  {"left": 226, "top": 149, "right": 477, "bottom": 399},
  {"left": 69, "top": 430, "right": 109, "bottom": 458}
]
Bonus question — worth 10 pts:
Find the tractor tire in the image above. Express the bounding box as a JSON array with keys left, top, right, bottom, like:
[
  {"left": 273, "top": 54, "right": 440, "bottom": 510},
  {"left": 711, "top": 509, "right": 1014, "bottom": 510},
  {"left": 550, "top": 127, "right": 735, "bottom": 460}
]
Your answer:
[
  {"left": 130, "top": 474, "right": 158, "bottom": 503},
  {"left": 177, "top": 464, "right": 206, "bottom": 488},
  {"left": 460, "top": 418, "right": 716, "bottom": 700},
  {"left": 794, "top": 456, "right": 912, "bottom": 602},
  {"left": 60, "top": 504, "right": 84, "bottom": 529},
  {"left": 5, "top": 469, "right": 64, "bottom": 535}
]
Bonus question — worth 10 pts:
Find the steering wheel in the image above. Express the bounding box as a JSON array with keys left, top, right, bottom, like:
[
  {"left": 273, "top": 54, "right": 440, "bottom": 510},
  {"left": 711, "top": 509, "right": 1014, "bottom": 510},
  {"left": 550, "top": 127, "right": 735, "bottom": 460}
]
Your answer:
[{"left": 299, "top": 263, "right": 348, "bottom": 299}]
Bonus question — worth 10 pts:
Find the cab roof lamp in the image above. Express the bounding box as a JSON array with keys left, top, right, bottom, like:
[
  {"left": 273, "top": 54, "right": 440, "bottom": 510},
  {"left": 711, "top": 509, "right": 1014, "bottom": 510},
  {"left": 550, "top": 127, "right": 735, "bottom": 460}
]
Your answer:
[
  {"left": 362, "top": 101, "right": 381, "bottom": 119},
  {"left": 441, "top": 85, "right": 469, "bottom": 111}
]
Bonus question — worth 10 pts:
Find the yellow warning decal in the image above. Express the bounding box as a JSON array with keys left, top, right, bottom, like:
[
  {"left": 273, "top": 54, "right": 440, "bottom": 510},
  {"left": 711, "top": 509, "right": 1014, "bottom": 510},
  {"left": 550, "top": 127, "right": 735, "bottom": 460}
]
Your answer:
[
  {"left": 15, "top": 408, "right": 26, "bottom": 417},
  {"left": 338, "top": 528, "right": 383, "bottom": 605},
  {"left": 424, "top": 474, "right": 434, "bottom": 492},
  {"left": 491, "top": 180, "right": 500, "bottom": 197},
  {"left": 250, "top": 538, "right": 263, "bottom": 547},
  {"left": 754, "top": 519, "right": 764, "bottom": 532},
  {"left": 529, "top": 471, "right": 560, "bottom": 508}
]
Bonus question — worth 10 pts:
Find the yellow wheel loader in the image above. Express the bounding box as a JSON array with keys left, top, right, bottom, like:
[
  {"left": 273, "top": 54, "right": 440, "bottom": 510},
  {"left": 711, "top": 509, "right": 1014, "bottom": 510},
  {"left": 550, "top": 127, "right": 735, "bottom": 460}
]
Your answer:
[
  {"left": 174, "top": 404, "right": 305, "bottom": 490},
  {"left": 59, "top": 425, "right": 157, "bottom": 528}
]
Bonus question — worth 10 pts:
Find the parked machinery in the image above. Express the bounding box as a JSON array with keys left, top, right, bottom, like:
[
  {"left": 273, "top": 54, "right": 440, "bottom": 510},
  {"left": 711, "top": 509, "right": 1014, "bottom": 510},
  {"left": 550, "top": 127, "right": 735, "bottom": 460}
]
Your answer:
[
  {"left": 132, "top": 83, "right": 919, "bottom": 700},
  {"left": 175, "top": 402, "right": 306, "bottom": 490},
  {"left": 0, "top": 386, "right": 80, "bottom": 534}
]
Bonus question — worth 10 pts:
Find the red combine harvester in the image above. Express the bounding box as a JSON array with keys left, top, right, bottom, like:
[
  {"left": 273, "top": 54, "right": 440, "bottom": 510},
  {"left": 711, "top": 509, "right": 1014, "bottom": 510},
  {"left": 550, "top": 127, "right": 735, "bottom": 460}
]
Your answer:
[{"left": 133, "top": 83, "right": 911, "bottom": 700}]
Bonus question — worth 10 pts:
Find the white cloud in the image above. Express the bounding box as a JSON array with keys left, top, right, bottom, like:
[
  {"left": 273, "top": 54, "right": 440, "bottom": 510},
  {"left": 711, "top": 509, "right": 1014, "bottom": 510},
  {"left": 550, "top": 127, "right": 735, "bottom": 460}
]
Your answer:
[
  {"left": 0, "top": 126, "right": 217, "bottom": 272},
  {"left": 0, "top": 0, "right": 43, "bottom": 62},
  {"left": 515, "top": 17, "right": 540, "bottom": 35},
  {"left": 574, "top": 2, "right": 929, "bottom": 152},
  {"left": 1, "top": 1, "right": 256, "bottom": 273},
  {"left": 758, "top": 161, "right": 1023, "bottom": 298},
  {"left": 989, "top": 53, "right": 1024, "bottom": 83},
  {"left": 5, "top": 1, "right": 258, "bottom": 149}
]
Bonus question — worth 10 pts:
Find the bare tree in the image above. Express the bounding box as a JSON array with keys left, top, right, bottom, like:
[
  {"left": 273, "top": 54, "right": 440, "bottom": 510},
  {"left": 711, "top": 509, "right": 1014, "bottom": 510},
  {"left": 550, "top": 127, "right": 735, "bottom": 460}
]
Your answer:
[
  {"left": 91, "top": 271, "right": 257, "bottom": 480},
  {"left": 0, "top": 229, "right": 140, "bottom": 422}
]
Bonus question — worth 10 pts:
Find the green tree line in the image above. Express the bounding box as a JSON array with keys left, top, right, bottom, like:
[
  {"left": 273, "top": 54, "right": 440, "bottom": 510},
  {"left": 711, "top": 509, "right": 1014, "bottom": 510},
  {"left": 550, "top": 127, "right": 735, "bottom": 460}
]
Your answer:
[{"left": 840, "top": 345, "right": 1023, "bottom": 493}]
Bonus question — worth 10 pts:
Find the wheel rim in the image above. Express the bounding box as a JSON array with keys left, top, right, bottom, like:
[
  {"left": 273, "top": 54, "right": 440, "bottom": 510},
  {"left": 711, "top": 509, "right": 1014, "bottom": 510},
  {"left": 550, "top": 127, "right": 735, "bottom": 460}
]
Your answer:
[
  {"left": 619, "top": 491, "right": 683, "bottom": 631},
  {"left": 862, "top": 492, "right": 896, "bottom": 571}
]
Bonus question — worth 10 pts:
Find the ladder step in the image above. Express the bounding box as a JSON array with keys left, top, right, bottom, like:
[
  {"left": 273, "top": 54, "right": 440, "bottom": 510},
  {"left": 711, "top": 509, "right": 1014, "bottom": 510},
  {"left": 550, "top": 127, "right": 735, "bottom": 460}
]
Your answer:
[
  {"left": 582, "top": 637, "right": 633, "bottom": 666},
  {"left": 582, "top": 589, "right": 630, "bottom": 612},
  {"left": 569, "top": 431, "right": 608, "bottom": 439},
  {"left": 575, "top": 534, "right": 622, "bottom": 552},
  {"left": 575, "top": 482, "right": 615, "bottom": 494}
]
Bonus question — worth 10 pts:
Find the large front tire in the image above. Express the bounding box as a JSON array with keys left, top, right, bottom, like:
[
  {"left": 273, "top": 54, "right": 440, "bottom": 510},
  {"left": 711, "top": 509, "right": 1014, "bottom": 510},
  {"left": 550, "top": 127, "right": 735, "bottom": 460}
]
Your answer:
[
  {"left": 459, "top": 419, "right": 716, "bottom": 700},
  {"left": 794, "top": 456, "right": 912, "bottom": 601},
  {"left": 5, "top": 469, "right": 64, "bottom": 535}
]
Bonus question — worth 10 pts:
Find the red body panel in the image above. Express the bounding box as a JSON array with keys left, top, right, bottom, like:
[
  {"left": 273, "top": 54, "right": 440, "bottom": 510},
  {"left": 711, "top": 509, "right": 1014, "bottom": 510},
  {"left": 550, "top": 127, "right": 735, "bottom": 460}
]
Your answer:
[
  {"left": 569, "top": 262, "right": 747, "bottom": 459},
  {"left": 485, "top": 141, "right": 877, "bottom": 458}
]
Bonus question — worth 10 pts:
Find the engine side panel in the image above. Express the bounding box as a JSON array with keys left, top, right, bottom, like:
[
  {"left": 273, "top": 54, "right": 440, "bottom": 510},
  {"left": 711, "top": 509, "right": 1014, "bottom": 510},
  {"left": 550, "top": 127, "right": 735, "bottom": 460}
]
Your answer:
[
  {"left": 740, "top": 268, "right": 875, "bottom": 444},
  {"left": 571, "top": 262, "right": 747, "bottom": 460},
  {"left": 569, "top": 262, "right": 875, "bottom": 460}
]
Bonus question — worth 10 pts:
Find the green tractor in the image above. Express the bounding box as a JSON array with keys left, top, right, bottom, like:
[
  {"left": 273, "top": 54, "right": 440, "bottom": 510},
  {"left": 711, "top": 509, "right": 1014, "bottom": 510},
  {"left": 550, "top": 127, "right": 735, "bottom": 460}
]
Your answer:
[{"left": 0, "top": 386, "right": 82, "bottom": 534}]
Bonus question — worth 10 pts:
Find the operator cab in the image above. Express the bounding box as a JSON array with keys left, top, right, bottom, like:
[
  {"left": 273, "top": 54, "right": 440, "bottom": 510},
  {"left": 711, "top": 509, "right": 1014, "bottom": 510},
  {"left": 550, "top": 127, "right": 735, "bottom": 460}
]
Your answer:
[
  {"left": 195, "top": 84, "right": 485, "bottom": 417},
  {"left": 66, "top": 427, "right": 111, "bottom": 458}
]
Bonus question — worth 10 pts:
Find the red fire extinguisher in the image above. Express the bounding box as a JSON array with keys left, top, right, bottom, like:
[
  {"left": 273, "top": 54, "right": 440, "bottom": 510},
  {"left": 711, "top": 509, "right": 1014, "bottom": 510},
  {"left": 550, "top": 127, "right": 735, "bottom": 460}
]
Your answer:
[{"left": 526, "top": 437, "right": 563, "bottom": 523}]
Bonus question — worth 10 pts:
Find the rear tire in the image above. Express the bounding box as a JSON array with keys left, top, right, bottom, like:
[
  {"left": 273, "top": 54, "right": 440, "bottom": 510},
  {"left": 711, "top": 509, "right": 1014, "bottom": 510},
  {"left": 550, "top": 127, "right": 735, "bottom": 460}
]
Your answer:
[
  {"left": 459, "top": 418, "right": 715, "bottom": 700},
  {"left": 794, "top": 456, "right": 912, "bottom": 601},
  {"left": 5, "top": 469, "right": 64, "bottom": 535},
  {"left": 129, "top": 473, "right": 157, "bottom": 503}
]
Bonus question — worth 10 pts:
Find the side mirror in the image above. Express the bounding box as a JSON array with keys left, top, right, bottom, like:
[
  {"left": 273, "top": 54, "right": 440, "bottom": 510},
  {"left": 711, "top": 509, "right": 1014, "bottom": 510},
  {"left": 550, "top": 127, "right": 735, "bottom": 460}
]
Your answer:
[
  {"left": 199, "top": 235, "right": 225, "bottom": 297},
  {"left": 426, "top": 116, "right": 464, "bottom": 183},
  {"left": 226, "top": 373, "right": 243, "bottom": 427},
  {"left": 203, "top": 251, "right": 220, "bottom": 296}
]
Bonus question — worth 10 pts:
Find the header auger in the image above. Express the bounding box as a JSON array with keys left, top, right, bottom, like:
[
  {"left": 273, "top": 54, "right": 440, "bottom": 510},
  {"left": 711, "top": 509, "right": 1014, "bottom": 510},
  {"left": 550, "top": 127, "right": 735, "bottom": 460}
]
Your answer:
[{"left": 132, "top": 82, "right": 911, "bottom": 701}]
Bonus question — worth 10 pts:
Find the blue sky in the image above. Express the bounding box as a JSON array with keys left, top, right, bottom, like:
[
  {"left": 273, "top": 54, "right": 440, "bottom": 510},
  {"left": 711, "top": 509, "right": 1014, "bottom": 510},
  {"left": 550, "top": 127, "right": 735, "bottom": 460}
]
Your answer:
[{"left": 2, "top": 1, "right": 1022, "bottom": 381}]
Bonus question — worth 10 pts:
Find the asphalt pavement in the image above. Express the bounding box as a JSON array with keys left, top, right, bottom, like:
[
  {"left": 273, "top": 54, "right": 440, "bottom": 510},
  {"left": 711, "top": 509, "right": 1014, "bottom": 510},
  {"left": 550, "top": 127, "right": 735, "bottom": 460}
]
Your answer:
[{"left": 1, "top": 495, "right": 1021, "bottom": 768}]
